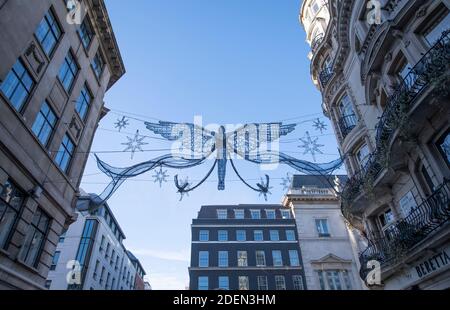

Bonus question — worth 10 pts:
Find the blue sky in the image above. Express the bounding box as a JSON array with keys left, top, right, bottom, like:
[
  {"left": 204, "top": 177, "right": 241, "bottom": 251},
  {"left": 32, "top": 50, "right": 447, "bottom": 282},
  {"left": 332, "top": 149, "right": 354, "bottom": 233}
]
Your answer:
[{"left": 81, "top": 0, "right": 343, "bottom": 290}]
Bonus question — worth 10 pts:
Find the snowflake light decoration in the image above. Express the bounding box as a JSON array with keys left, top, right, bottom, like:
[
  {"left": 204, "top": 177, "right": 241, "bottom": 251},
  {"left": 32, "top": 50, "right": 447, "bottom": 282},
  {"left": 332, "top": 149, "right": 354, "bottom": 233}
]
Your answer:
[
  {"left": 280, "top": 173, "right": 293, "bottom": 191},
  {"left": 298, "top": 131, "right": 324, "bottom": 162},
  {"left": 115, "top": 116, "right": 129, "bottom": 132},
  {"left": 152, "top": 166, "right": 169, "bottom": 187},
  {"left": 313, "top": 118, "right": 327, "bottom": 134},
  {"left": 122, "top": 130, "right": 148, "bottom": 159}
]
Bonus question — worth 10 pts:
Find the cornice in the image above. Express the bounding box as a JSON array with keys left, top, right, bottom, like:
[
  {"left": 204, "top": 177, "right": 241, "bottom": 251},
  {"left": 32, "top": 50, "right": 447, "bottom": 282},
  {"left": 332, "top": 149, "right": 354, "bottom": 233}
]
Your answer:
[{"left": 87, "top": 0, "right": 126, "bottom": 90}]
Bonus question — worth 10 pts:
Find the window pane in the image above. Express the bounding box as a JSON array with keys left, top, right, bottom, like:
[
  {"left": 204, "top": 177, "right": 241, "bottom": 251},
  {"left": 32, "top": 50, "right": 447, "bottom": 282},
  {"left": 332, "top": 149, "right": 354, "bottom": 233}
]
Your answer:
[
  {"left": 236, "top": 230, "right": 246, "bottom": 241},
  {"left": 251, "top": 210, "right": 260, "bottom": 219},
  {"left": 218, "top": 251, "right": 228, "bottom": 267},
  {"left": 281, "top": 210, "right": 291, "bottom": 219},
  {"left": 254, "top": 230, "right": 263, "bottom": 241},
  {"left": 218, "top": 230, "right": 228, "bottom": 241},
  {"left": 59, "top": 52, "right": 78, "bottom": 92},
  {"left": 265, "top": 210, "right": 276, "bottom": 219},
  {"left": 0, "top": 203, "right": 18, "bottom": 248},
  {"left": 79, "top": 17, "right": 94, "bottom": 48},
  {"left": 316, "top": 219, "right": 330, "bottom": 236},
  {"left": 0, "top": 181, "right": 25, "bottom": 249},
  {"left": 270, "top": 230, "right": 279, "bottom": 241},
  {"left": 32, "top": 101, "right": 57, "bottom": 146},
  {"left": 199, "top": 251, "right": 209, "bottom": 267},
  {"left": 198, "top": 277, "right": 208, "bottom": 290},
  {"left": 238, "top": 276, "right": 249, "bottom": 290},
  {"left": 286, "top": 230, "right": 296, "bottom": 241},
  {"left": 55, "top": 134, "right": 75, "bottom": 173},
  {"left": 217, "top": 210, "right": 227, "bottom": 219},
  {"left": 438, "top": 132, "right": 450, "bottom": 166},
  {"left": 0, "top": 60, "right": 34, "bottom": 111},
  {"left": 92, "top": 52, "right": 104, "bottom": 78},
  {"left": 256, "top": 251, "right": 266, "bottom": 266},
  {"left": 75, "top": 85, "right": 91, "bottom": 120},
  {"left": 289, "top": 250, "right": 300, "bottom": 266},
  {"left": 218, "top": 276, "right": 229, "bottom": 290},
  {"left": 237, "top": 251, "right": 247, "bottom": 267},
  {"left": 272, "top": 250, "right": 283, "bottom": 266},
  {"left": 199, "top": 230, "right": 209, "bottom": 242},
  {"left": 293, "top": 275, "right": 304, "bottom": 290},
  {"left": 35, "top": 10, "right": 61, "bottom": 55},
  {"left": 234, "top": 210, "right": 244, "bottom": 219},
  {"left": 51, "top": 251, "right": 60, "bottom": 270},
  {"left": 425, "top": 13, "right": 450, "bottom": 46},
  {"left": 275, "top": 275, "right": 286, "bottom": 290},
  {"left": 257, "top": 276, "right": 268, "bottom": 290}
]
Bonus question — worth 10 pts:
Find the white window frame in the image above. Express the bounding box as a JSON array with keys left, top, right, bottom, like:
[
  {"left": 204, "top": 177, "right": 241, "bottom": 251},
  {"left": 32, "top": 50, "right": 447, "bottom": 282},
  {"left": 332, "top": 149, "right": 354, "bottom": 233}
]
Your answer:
[
  {"left": 281, "top": 210, "right": 291, "bottom": 219},
  {"left": 217, "top": 209, "right": 227, "bottom": 219},
  {"left": 265, "top": 209, "right": 276, "bottom": 219},
  {"left": 250, "top": 209, "right": 261, "bottom": 219},
  {"left": 238, "top": 276, "right": 249, "bottom": 290},
  {"left": 234, "top": 209, "right": 245, "bottom": 219},
  {"left": 237, "top": 251, "right": 248, "bottom": 267}
]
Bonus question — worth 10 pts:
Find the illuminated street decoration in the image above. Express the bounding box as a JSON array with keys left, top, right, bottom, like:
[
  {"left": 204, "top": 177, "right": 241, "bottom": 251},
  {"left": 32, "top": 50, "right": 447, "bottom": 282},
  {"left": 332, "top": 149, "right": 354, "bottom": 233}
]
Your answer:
[
  {"left": 280, "top": 173, "right": 293, "bottom": 191},
  {"left": 94, "top": 120, "right": 344, "bottom": 204},
  {"left": 114, "top": 116, "right": 130, "bottom": 132},
  {"left": 152, "top": 166, "right": 170, "bottom": 187},
  {"left": 122, "top": 130, "right": 148, "bottom": 159},
  {"left": 299, "top": 131, "right": 324, "bottom": 162},
  {"left": 312, "top": 118, "right": 327, "bottom": 133}
]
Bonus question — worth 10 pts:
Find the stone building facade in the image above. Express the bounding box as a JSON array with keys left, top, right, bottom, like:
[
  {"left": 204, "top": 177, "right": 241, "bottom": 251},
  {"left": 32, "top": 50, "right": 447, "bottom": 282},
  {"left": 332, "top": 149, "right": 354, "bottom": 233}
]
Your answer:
[
  {"left": 0, "top": 0, "right": 124, "bottom": 289},
  {"left": 300, "top": 0, "right": 450, "bottom": 289},
  {"left": 282, "top": 175, "right": 366, "bottom": 290}
]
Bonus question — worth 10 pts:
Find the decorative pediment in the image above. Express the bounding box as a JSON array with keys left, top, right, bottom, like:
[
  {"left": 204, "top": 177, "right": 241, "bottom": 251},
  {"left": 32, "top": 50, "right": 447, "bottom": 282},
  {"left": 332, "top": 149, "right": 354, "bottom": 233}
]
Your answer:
[{"left": 311, "top": 254, "right": 353, "bottom": 265}]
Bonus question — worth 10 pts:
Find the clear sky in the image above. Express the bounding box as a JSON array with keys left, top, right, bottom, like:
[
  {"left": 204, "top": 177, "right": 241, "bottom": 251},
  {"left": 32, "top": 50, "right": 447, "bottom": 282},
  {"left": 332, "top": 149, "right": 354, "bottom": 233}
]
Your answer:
[{"left": 81, "top": 0, "right": 344, "bottom": 290}]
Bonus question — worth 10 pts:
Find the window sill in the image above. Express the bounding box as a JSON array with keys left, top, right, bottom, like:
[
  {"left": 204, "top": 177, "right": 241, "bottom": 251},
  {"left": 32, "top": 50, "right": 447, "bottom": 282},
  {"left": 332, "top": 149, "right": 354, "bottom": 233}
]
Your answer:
[
  {"left": 15, "top": 258, "right": 40, "bottom": 275},
  {"left": 0, "top": 248, "right": 11, "bottom": 258}
]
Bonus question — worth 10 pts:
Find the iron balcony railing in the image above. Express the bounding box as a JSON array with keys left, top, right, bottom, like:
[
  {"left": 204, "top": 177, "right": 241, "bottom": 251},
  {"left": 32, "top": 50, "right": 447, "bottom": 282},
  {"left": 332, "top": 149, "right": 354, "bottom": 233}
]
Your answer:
[
  {"left": 319, "top": 66, "right": 333, "bottom": 88},
  {"left": 340, "top": 30, "right": 450, "bottom": 219},
  {"left": 338, "top": 114, "right": 358, "bottom": 140},
  {"left": 311, "top": 33, "right": 325, "bottom": 54},
  {"left": 359, "top": 179, "right": 450, "bottom": 282},
  {"left": 376, "top": 29, "right": 450, "bottom": 146},
  {"left": 341, "top": 152, "right": 383, "bottom": 204}
]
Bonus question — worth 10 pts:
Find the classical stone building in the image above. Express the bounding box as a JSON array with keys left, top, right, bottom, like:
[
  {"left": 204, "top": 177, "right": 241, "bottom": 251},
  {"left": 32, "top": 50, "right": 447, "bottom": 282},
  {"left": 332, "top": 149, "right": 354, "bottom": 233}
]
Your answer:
[
  {"left": 282, "top": 175, "right": 366, "bottom": 290},
  {"left": 0, "top": 0, "right": 124, "bottom": 289},
  {"left": 300, "top": 0, "right": 450, "bottom": 289}
]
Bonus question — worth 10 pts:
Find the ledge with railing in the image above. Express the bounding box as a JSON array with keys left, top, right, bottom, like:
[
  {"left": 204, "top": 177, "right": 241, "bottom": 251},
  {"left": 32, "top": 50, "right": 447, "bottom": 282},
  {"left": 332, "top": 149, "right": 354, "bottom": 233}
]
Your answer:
[
  {"left": 340, "top": 30, "right": 450, "bottom": 222},
  {"left": 338, "top": 114, "right": 358, "bottom": 140},
  {"left": 359, "top": 178, "right": 450, "bottom": 282},
  {"left": 319, "top": 66, "right": 333, "bottom": 88},
  {"left": 311, "top": 33, "right": 325, "bottom": 54},
  {"left": 376, "top": 30, "right": 450, "bottom": 147}
]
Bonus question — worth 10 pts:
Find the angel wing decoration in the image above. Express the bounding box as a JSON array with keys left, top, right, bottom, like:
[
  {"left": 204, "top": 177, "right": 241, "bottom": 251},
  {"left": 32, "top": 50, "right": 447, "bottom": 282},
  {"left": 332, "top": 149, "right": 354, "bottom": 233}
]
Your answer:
[{"left": 93, "top": 119, "right": 344, "bottom": 204}]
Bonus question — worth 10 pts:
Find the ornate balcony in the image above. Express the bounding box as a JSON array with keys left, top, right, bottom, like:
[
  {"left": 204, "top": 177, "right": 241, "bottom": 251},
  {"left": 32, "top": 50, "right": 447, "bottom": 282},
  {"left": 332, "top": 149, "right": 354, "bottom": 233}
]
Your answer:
[
  {"left": 376, "top": 30, "right": 450, "bottom": 147},
  {"left": 319, "top": 66, "right": 333, "bottom": 88},
  {"left": 311, "top": 33, "right": 324, "bottom": 54},
  {"left": 359, "top": 179, "right": 450, "bottom": 283},
  {"left": 340, "top": 30, "right": 450, "bottom": 224},
  {"left": 338, "top": 114, "right": 357, "bottom": 140}
]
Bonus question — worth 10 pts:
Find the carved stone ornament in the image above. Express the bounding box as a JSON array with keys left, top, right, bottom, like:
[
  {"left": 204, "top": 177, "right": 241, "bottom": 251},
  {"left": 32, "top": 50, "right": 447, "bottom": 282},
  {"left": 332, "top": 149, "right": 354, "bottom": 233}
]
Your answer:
[
  {"left": 416, "top": 6, "right": 428, "bottom": 18},
  {"left": 25, "top": 42, "right": 45, "bottom": 74}
]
